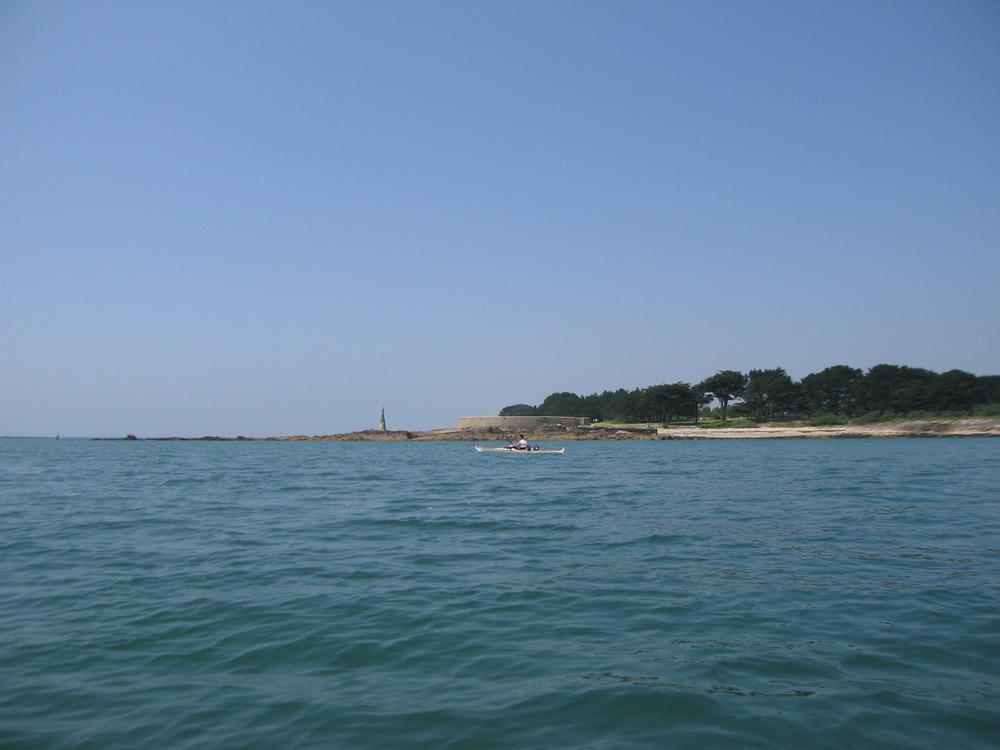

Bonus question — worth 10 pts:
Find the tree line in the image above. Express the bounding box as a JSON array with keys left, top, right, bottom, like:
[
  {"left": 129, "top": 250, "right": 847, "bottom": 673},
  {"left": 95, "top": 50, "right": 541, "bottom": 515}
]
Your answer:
[{"left": 499, "top": 365, "right": 1000, "bottom": 424}]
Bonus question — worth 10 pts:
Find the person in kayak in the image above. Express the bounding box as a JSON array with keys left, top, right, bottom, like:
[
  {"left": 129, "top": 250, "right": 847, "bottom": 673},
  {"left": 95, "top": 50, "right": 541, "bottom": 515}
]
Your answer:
[{"left": 509, "top": 434, "right": 530, "bottom": 450}]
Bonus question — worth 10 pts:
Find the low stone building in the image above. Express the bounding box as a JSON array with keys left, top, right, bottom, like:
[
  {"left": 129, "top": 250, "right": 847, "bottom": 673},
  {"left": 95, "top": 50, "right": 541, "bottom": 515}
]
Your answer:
[{"left": 457, "top": 415, "right": 590, "bottom": 431}]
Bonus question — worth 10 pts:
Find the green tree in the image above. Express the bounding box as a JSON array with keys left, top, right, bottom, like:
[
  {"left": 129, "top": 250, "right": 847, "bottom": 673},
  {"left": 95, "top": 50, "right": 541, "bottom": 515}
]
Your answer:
[
  {"left": 596, "top": 389, "right": 639, "bottom": 422},
  {"left": 641, "top": 382, "right": 705, "bottom": 424},
  {"left": 979, "top": 375, "right": 1000, "bottom": 404},
  {"left": 859, "top": 364, "right": 937, "bottom": 415},
  {"left": 928, "top": 369, "right": 984, "bottom": 412},
  {"left": 579, "top": 393, "right": 604, "bottom": 420},
  {"left": 800, "top": 365, "right": 863, "bottom": 416},
  {"left": 698, "top": 370, "right": 747, "bottom": 421},
  {"left": 538, "top": 392, "right": 585, "bottom": 416},
  {"left": 496, "top": 363, "right": 999, "bottom": 425},
  {"left": 644, "top": 384, "right": 678, "bottom": 423},
  {"left": 743, "top": 368, "right": 796, "bottom": 421},
  {"left": 498, "top": 403, "right": 537, "bottom": 416}
]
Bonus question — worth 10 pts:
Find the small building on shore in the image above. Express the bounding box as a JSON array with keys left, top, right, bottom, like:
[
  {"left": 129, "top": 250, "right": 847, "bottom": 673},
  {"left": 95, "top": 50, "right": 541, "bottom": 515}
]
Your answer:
[{"left": 457, "top": 415, "right": 590, "bottom": 431}]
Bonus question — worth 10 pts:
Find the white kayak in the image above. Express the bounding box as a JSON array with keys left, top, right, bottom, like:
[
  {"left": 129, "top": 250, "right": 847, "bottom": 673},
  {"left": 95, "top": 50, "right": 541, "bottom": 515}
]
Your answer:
[{"left": 474, "top": 445, "right": 565, "bottom": 454}]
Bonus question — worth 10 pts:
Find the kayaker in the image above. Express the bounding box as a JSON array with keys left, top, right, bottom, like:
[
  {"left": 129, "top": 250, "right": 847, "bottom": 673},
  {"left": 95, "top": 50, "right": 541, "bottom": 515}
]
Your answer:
[{"left": 509, "top": 434, "right": 530, "bottom": 451}]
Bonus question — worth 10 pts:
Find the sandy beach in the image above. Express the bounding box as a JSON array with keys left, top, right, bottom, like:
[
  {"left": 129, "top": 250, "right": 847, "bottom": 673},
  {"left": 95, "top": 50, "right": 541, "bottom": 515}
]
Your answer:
[{"left": 653, "top": 418, "right": 1000, "bottom": 439}]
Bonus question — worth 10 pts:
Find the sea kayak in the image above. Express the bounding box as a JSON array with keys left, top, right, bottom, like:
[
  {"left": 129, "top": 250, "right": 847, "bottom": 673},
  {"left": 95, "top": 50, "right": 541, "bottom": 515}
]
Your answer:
[{"left": 474, "top": 445, "right": 565, "bottom": 454}]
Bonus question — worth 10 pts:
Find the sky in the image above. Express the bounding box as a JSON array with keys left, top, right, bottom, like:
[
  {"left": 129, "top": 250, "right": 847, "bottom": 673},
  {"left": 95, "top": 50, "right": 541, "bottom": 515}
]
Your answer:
[{"left": 2, "top": 0, "right": 998, "bottom": 437}]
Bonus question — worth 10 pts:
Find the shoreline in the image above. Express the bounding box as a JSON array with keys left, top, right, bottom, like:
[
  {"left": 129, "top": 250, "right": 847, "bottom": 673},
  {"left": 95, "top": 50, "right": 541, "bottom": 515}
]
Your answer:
[
  {"left": 654, "top": 418, "right": 1000, "bottom": 439},
  {"left": 94, "top": 418, "right": 1000, "bottom": 442}
]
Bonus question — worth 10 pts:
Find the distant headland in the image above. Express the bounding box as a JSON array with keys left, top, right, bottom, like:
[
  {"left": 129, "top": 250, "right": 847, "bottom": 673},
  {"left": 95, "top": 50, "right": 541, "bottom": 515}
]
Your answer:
[
  {"left": 96, "top": 415, "right": 1000, "bottom": 442},
  {"left": 96, "top": 361, "right": 1000, "bottom": 442}
]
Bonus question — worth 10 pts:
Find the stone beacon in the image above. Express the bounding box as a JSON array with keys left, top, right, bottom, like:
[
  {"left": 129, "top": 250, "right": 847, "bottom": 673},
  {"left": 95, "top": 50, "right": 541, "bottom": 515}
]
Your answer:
[{"left": 378, "top": 408, "right": 386, "bottom": 432}]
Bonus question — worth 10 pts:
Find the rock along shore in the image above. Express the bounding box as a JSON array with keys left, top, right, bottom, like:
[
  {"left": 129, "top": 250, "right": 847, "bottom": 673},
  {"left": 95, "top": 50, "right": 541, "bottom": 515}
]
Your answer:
[{"left": 100, "top": 419, "right": 1000, "bottom": 442}]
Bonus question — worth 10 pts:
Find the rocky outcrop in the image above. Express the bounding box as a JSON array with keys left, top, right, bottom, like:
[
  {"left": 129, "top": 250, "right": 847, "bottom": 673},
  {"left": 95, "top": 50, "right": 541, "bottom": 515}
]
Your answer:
[{"left": 304, "top": 430, "right": 415, "bottom": 441}]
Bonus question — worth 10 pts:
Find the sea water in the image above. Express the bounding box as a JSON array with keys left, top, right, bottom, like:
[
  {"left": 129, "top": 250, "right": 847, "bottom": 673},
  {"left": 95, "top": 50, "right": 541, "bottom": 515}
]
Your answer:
[{"left": 1, "top": 437, "right": 998, "bottom": 749}]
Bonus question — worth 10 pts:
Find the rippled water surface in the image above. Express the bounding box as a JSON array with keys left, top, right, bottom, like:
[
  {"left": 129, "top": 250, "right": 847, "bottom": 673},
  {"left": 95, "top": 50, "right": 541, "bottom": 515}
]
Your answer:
[{"left": 1, "top": 438, "right": 998, "bottom": 749}]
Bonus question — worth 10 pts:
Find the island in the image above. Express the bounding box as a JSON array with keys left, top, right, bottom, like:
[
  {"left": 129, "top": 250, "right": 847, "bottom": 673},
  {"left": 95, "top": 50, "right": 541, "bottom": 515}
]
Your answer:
[
  {"left": 99, "top": 415, "right": 1000, "bottom": 442},
  {"left": 98, "top": 362, "right": 1000, "bottom": 441}
]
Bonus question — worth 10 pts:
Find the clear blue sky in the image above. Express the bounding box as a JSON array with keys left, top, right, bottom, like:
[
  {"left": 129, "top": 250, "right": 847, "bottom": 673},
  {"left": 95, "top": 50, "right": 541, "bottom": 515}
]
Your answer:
[{"left": 2, "top": 0, "right": 998, "bottom": 436}]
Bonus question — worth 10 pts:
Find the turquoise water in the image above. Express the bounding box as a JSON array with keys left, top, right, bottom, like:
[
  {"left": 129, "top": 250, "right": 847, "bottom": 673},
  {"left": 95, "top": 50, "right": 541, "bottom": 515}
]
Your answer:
[{"left": 1, "top": 438, "right": 998, "bottom": 749}]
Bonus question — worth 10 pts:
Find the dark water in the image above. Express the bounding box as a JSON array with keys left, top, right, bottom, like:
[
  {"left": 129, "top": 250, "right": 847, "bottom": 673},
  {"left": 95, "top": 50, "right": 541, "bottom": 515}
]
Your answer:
[{"left": 1, "top": 438, "right": 998, "bottom": 749}]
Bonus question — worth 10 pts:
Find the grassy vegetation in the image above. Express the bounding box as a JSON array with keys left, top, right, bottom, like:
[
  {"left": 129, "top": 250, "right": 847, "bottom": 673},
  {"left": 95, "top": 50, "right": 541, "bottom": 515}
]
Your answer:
[
  {"left": 805, "top": 414, "right": 847, "bottom": 426},
  {"left": 697, "top": 418, "right": 759, "bottom": 429},
  {"left": 591, "top": 422, "right": 660, "bottom": 430},
  {"left": 847, "top": 409, "right": 1000, "bottom": 425},
  {"left": 974, "top": 403, "right": 1000, "bottom": 417}
]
